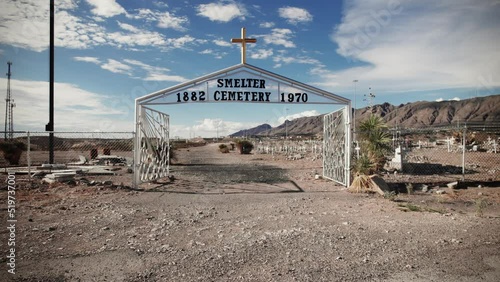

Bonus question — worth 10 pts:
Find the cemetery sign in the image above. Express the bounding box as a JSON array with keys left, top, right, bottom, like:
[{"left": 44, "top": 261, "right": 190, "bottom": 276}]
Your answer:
[{"left": 175, "top": 77, "right": 308, "bottom": 103}]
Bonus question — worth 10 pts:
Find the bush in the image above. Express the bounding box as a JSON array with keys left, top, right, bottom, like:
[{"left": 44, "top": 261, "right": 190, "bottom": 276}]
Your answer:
[
  {"left": 0, "top": 141, "right": 26, "bottom": 165},
  {"left": 236, "top": 140, "right": 254, "bottom": 154},
  {"left": 219, "top": 144, "right": 230, "bottom": 153}
]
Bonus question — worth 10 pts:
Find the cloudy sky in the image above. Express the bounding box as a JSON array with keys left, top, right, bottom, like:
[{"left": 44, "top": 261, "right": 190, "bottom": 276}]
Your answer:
[{"left": 0, "top": 0, "right": 499, "bottom": 137}]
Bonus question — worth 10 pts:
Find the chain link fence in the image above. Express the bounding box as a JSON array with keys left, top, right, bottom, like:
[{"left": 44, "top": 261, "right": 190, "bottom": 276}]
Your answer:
[
  {"left": 1, "top": 131, "right": 135, "bottom": 187},
  {"left": 2, "top": 125, "right": 499, "bottom": 188},
  {"left": 381, "top": 124, "right": 500, "bottom": 184}
]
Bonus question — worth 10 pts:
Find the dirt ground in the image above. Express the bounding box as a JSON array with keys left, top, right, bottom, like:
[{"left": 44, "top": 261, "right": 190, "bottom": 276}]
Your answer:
[{"left": 1, "top": 143, "right": 500, "bottom": 281}]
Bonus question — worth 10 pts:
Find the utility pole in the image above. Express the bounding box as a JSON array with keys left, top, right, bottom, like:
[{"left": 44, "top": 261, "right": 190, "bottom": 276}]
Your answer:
[
  {"left": 46, "top": 0, "right": 55, "bottom": 163},
  {"left": 4, "top": 62, "right": 15, "bottom": 140},
  {"left": 285, "top": 108, "right": 289, "bottom": 140}
]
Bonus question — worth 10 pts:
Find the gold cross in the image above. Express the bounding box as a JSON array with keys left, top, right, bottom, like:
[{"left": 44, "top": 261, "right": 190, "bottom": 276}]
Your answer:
[{"left": 231, "top": 27, "right": 257, "bottom": 64}]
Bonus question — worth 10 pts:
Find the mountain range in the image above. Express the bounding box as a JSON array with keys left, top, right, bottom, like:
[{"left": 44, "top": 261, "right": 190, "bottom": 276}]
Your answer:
[{"left": 230, "top": 94, "right": 500, "bottom": 137}]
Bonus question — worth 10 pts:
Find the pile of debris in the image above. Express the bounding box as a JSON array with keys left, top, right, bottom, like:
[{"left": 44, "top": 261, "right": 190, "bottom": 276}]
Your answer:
[{"left": 6, "top": 153, "right": 132, "bottom": 185}]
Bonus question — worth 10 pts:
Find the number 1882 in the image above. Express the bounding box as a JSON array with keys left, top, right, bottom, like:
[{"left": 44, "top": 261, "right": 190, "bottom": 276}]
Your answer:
[{"left": 176, "top": 91, "right": 206, "bottom": 102}]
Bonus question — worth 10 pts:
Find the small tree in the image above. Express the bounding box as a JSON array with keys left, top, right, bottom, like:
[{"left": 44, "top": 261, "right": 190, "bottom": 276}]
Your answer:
[
  {"left": 236, "top": 140, "right": 254, "bottom": 154},
  {"left": 219, "top": 144, "right": 230, "bottom": 153},
  {"left": 0, "top": 141, "right": 26, "bottom": 165}
]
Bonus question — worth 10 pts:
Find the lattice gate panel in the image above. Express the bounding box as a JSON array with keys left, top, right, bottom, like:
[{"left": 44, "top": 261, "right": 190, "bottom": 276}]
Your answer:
[
  {"left": 323, "top": 107, "right": 348, "bottom": 185},
  {"left": 134, "top": 106, "right": 170, "bottom": 186}
]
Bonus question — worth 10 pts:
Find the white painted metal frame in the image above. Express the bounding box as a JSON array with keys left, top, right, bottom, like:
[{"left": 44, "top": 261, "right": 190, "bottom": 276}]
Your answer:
[
  {"left": 323, "top": 107, "right": 351, "bottom": 186},
  {"left": 134, "top": 63, "right": 351, "bottom": 188},
  {"left": 136, "top": 64, "right": 350, "bottom": 106},
  {"left": 133, "top": 105, "right": 170, "bottom": 187}
]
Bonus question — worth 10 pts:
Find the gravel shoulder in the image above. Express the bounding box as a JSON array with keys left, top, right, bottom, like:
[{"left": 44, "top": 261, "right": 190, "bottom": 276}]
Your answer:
[{"left": 2, "top": 143, "right": 500, "bottom": 281}]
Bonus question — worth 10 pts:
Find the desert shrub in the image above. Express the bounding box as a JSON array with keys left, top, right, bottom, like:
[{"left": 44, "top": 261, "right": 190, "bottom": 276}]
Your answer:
[
  {"left": 219, "top": 144, "right": 229, "bottom": 153},
  {"left": 351, "top": 154, "right": 375, "bottom": 176},
  {"left": 236, "top": 140, "right": 254, "bottom": 154},
  {"left": 347, "top": 174, "right": 373, "bottom": 194},
  {"left": 384, "top": 191, "right": 397, "bottom": 201},
  {"left": 0, "top": 141, "right": 26, "bottom": 165}
]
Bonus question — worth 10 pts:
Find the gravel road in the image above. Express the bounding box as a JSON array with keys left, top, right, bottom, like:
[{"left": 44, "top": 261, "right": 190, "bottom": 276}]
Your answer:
[{"left": 2, "top": 143, "right": 500, "bottom": 281}]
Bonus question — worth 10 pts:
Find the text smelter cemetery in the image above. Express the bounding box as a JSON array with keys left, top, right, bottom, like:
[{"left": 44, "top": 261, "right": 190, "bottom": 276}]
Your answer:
[{"left": 176, "top": 78, "right": 308, "bottom": 103}]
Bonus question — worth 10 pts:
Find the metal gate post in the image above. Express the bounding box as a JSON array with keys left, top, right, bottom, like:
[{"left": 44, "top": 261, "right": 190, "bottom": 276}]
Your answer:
[{"left": 133, "top": 103, "right": 142, "bottom": 188}]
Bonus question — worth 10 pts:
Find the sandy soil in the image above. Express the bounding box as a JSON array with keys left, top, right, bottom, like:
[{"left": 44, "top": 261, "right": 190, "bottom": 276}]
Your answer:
[{"left": 1, "top": 143, "right": 500, "bottom": 281}]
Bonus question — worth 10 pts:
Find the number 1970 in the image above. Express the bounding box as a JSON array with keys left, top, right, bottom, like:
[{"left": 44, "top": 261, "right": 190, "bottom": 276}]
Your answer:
[{"left": 280, "top": 93, "right": 308, "bottom": 103}]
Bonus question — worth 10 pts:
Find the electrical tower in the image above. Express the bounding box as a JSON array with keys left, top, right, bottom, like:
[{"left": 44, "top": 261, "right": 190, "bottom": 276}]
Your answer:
[
  {"left": 363, "top": 87, "right": 376, "bottom": 108},
  {"left": 4, "top": 61, "right": 15, "bottom": 140}
]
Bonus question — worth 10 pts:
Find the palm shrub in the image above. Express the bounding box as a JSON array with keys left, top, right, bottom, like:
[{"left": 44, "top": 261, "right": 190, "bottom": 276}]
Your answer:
[
  {"left": 357, "top": 115, "right": 391, "bottom": 172},
  {"left": 349, "top": 115, "right": 391, "bottom": 194}
]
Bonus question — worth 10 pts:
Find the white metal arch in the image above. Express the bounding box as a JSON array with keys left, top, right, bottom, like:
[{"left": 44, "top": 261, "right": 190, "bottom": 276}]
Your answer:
[{"left": 134, "top": 63, "right": 351, "bottom": 188}]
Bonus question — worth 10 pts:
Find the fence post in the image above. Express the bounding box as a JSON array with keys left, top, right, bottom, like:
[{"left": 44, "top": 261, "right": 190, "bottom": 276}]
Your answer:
[
  {"left": 27, "top": 131, "right": 31, "bottom": 184},
  {"left": 462, "top": 126, "right": 466, "bottom": 181}
]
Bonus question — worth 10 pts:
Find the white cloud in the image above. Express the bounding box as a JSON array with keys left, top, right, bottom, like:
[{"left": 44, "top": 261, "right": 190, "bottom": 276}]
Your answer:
[
  {"left": 117, "top": 21, "right": 140, "bottom": 33},
  {"left": 213, "top": 39, "right": 232, "bottom": 47},
  {"left": 55, "top": 10, "right": 108, "bottom": 49},
  {"left": 126, "top": 8, "right": 156, "bottom": 21},
  {"left": 0, "top": 1, "right": 53, "bottom": 51},
  {"left": 260, "top": 22, "right": 275, "bottom": 28},
  {"left": 277, "top": 110, "right": 320, "bottom": 124},
  {"left": 261, "top": 29, "right": 296, "bottom": 48},
  {"left": 75, "top": 57, "right": 187, "bottom": 82},
  {"left": 0, "top": 78, "right": 131, "bottom": 132},
  {"left": 73, "top": 56, "right": 101, "bottom": 64},
  {"left": 324, "top": 0, "right": 500, "bottom": 94},
  {"left": 200, "top": 49, "right": 214, "bottom": 55},
  {"left": 272, "top": 53, "right": 322, "bottom": 68},
  {"left": 174, "top": 118, "right": 258, "bottom": 138},
  {"left": 85, "top": 0, "right": 126, "bottom": 18},
  {"left": 199, "top": 49, "right": 227, "bottom": 59},
  {"left": 163, "top": 35, "right": 195, "bottom": 49},
  {"left": 101, "top": 59, "right": 132, "bottom": 75},
  {"left": 128, "top": 9, "right": 189, "bottom": 31},
  {"left": 123, "top": 59, "right": 187, "bottom": 82},
  {"left": 143, "top": 74, "right": 187, "bottom": 82},
  {"left": 106, "top": 28, "right": 174, "bottom": 50},
  {"left": 0, "top": 1, "right": 195, "bottom": 52},
  {"left": 157, "top": 11, "right": 189, "bottom": 31},
  {"left": 196, "top": 2, "right": 246, "bottom": 22},
  {"left": 153, "top": 1, "right": 169, "bottom": 9},
  {"left": 250, "top": 49, "right": 273, "bottom": 60},
  {"left": 278, "top": 6, "right": 313, "bottom": 25},
  {"left": 436, "top": 97, "right": 461, "bottom": 102}
]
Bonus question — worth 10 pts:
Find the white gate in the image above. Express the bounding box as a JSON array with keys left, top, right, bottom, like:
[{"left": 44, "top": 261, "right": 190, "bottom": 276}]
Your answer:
[
  {"left": 133, "top": 106, "right": 170, "bottom": 187},
  {"left": 323, "top": 107, "right": 350, "bottom": 186}
]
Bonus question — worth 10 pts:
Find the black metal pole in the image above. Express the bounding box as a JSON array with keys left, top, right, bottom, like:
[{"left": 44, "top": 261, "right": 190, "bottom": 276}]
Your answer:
[{"left": 47, "top": 0, "right": 55, "bottom": 163}]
